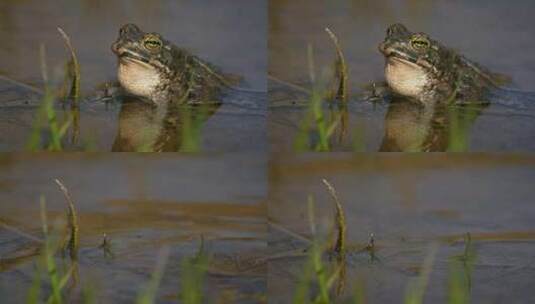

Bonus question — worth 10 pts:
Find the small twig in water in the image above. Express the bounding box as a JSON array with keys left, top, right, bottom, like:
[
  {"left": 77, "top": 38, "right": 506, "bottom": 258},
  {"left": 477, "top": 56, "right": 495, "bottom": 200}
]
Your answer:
[
  {"left": 366, "top": 233, "right": 375, "bottom": 251},
  {"left": 268, "top": 74, "right": 311, "bottom": 94},
  {"left": 0, "top": 219, "right": 43, "bottom": 244},
  {"left": 0, "top": 74, "right": 44, "bottom": 95},
  {"left": 268, "top": 220, "right": 312, "bottom": 245},
  {"left": 99, "top": 233, "right": 114, "bottom": 258},
  {"left": 365, "top": 233, "right": 379, "bottom": 263}
]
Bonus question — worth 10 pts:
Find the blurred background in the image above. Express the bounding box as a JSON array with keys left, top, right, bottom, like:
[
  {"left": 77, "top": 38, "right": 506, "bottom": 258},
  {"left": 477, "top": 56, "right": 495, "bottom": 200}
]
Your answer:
[
  {"left": 0, "top": 0, "right": 266, "bottom": 92},
  {"left": 270, "top": 0, "right": 535, "bottom": 89}
]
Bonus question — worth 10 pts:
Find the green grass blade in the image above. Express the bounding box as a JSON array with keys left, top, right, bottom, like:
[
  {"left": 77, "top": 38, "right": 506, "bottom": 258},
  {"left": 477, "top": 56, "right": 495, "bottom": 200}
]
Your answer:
[
  {"left": 40, "top": 197, "right": 62, "bottom": 304},
  {"left": 136, "top": 247, "right": 170, "bottom": 304},
  {"left": 404, "top": 243, "right": 439, "bottom": 304},
  {"left": 180, "top": 236, "right": 210, "bottom": 304}
]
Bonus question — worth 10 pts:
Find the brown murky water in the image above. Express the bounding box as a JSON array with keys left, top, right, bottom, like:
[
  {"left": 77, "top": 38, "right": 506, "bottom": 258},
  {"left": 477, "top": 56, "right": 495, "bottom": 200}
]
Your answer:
[
  {"left": 0, "top": 154, "right": 267, "bottom": 303},
  {"left": 4, "top": 154, "right": 535, "bottom": 302},
  {"left": 268, "top": 154, "right": 535, "bottom": 303},
  {"left": 269, "top": 0, "right": 535, "bottom": 152},
  {"left": 0, "top": 0, "right": 267, "bottom": 151}
]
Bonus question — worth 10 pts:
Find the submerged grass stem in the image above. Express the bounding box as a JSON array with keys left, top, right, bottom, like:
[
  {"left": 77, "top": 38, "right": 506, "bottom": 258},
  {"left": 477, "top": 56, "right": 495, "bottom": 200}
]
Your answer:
[
  {"left": 325, "top": 28, "right": 348, "bottom": 103},
  {"left": 57, "top": 27, "right": 81, "bottom": 103},
  {"left": 322, "top": 179, "right": 346, "bottom": 259},
  {"left": 54, "top": 179, "right": 79, "bottom": 260}
]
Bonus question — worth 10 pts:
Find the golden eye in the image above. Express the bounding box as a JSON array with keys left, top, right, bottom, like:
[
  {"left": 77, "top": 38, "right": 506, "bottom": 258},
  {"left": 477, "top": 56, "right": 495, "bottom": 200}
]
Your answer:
[
  {"left": 410, "top": 35, "right": 430, "bottom": 50},
  {"left": 143, "top": 35, "right": 162, "bottom": 51}
]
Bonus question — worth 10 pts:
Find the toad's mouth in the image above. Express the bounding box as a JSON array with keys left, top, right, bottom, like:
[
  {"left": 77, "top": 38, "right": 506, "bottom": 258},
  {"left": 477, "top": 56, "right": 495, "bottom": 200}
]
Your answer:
[
  {"left": 384, "top": 50, "right": 419, "bottom": 67},
  {"left": 379, "top": 43, "right": 418, "bottom": 64},
  {"left": 116, "top": 49, "right": 152, "bottom": 67}
]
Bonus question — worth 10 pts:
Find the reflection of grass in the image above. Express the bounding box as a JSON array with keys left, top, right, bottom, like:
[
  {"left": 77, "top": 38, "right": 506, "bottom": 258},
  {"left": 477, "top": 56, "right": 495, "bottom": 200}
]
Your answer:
[
  {"left": 179, "top": 236, "right": 210, "bottom": 304},
  {"left": 128, "top": 97, "right": 213, "bottom": 152},
  {"left": 447, "top": 105, "right": 481, "bottom": 152},
  {"left": 179, "top": 104, "right": 211, "bottom": 152},
  {"left": 448, "top": 233, "right": 476, "bottom": 304}
]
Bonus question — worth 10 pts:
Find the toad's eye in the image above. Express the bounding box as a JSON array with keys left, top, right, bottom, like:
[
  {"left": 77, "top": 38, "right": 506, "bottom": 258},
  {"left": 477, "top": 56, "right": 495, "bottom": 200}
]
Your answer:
[
  {"left": 143, "top": 35, "right": 162, "bottom": 51},
  {"left": 410, "top": 35, "right": 430, "bottom": 50}
]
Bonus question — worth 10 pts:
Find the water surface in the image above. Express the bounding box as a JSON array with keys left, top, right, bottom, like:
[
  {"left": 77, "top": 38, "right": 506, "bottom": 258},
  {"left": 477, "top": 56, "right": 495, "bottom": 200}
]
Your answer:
[
  {"left": 0, "top": 154, "right": 267, "bottom": 303},
  {"left": 268, "top": 154, "right": 535, "bottom": 303}
]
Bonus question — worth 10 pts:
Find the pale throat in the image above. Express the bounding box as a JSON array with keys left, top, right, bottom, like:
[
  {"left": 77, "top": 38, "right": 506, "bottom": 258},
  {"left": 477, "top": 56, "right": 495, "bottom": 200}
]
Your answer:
[
  {"left": 385, "top": 57, "right": 430, "bottom": 98},
  {"left": 117, "top": 59, "right": 162, "bottom": 99}
]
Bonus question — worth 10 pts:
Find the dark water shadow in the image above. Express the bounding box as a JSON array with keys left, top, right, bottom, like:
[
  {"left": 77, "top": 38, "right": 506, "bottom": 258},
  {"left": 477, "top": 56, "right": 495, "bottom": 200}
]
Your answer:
[
  {"left": 379, "top": 97, "right": 486, "bottom": 152},
  {"left": 111, "top": 97, "right": 220, "bottom": 152}
]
